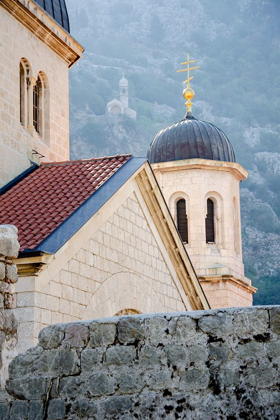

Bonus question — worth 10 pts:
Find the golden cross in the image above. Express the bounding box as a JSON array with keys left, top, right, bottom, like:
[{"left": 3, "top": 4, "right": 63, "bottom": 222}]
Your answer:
[{"left": 177, "top": 53, "right": 200, "bottom": 87}]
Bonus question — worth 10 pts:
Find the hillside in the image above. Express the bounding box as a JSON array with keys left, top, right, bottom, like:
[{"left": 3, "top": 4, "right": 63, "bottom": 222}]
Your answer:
[{"left": 67, "top": 0, "right": 280, "bottom": 305}]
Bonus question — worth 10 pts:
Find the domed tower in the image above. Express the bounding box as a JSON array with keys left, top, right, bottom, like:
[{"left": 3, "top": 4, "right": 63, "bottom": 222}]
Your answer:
[
  {"left": 119, "top": 75, "right": 129, "bottom": 109},
  {"left": 147, "top": 55, "right": 256, "bottom": 308}
]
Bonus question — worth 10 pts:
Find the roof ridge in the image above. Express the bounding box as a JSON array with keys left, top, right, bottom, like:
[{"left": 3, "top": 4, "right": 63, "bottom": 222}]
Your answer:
[{"left": 41, "top": 154, "right": 132, "bottom": 167}]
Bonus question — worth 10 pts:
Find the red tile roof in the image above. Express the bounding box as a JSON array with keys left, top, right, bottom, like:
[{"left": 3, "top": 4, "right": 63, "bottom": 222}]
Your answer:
[{"left": 0, "top": 155, "right": 131, "bottom": 252}]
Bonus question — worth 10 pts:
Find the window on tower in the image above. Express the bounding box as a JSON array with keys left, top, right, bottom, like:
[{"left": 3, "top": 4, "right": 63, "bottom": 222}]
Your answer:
[
  {"left": 177, "top": 199, "right": 188, "bottom": 243},
  {"left": 206, "top": 198, "right": 215, "bottom": 243}
]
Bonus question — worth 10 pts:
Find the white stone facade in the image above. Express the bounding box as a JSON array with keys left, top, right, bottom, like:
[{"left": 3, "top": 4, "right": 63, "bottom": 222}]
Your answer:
[{"left": 0, "top": 0, "right": 83, "bottom": 188}]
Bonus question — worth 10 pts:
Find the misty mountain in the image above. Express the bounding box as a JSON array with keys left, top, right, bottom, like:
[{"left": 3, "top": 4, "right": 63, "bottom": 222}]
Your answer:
[{"left": 66, "top": 0, "right": 280, "bottom": 305}]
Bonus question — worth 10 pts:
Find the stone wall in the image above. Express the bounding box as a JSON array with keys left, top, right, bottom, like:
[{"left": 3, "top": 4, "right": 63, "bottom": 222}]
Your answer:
[
  {"left": 3, "top": 306, "right": 280, "bottom": 419},
  {"left": 0, "top": 226, "right": 19, "bottom": 387}
]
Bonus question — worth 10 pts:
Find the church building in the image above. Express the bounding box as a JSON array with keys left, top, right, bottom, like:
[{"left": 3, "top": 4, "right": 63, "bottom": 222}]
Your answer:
[
  {"left": 106, "top": 76, "right": 137, "bottom": 120},
  {"left": 0, "top": 0, "right": 209, "bottom": 354},
  {"left": 0, "top": 0, "right": 255, "bottom": 356}
]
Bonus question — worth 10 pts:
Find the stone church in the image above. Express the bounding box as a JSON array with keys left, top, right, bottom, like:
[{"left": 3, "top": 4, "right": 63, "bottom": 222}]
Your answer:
[
  {"left": 106, "top": 76, "right": 137, "bottom": 120},
  {"left": 0, "top": 0, "right": 255, "bottom": 357}
]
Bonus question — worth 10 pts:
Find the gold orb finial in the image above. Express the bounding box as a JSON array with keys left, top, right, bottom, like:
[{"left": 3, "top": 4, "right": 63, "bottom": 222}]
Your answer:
[{"left": 177, "top": 54, "right": 200, "bottom": 113}]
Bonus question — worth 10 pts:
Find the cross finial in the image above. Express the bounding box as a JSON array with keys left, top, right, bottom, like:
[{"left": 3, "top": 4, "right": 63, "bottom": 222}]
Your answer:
[{"left": 176, "top": 54, "right": 200, "bottom": 114}]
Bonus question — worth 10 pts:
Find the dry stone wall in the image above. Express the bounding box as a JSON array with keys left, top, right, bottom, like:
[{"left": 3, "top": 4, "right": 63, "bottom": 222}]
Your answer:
[
  {"left": 2, "top": 306, "right": 280, "bottom": 419},
  {"left": 0, "top": 225, "right": 19, "bottom": 387}
]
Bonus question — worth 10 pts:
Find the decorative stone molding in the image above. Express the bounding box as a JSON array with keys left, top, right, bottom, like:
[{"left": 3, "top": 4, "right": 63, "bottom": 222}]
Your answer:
[{"left": 0, "top": 0, "right": 84, "bottom": 67}]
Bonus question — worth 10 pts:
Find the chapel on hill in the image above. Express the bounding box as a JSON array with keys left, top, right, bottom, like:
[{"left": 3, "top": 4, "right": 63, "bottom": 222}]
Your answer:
[{"left": 0, "top": 0, "right": 255, "bottom": 355}]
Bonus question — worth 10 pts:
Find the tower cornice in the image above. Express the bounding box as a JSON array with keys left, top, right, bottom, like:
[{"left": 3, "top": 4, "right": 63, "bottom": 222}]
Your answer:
[{"left": 151, "top": 158, "right": 248, "bottom": 182}]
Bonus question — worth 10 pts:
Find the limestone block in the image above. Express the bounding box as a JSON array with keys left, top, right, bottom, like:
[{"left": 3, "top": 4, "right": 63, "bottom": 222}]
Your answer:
[
  {"left": 38, "top": 324, "right": 65, "bottom": 349},
  {"left": 5, "top": 264, "right": 17, "bottom": 283},
  {"left": 47, "top": 399, "right": 65, "bottom": 420},
  {"left": 63, "top": 324, "right": 89, "bottom": 348},
  {"left": 0, "top": 263, "right": 5, "bottom": 281},
  {"left": 0, "top": 225, "right": 19, "bottom": 258},
  {"left": 118, "top": 317, "right": 145, "bottom": 344},
  {"left": 105, "top": 346, "right": 136, "bottom": 366},
  {"left": 9, "top": 400, "right": 28, "bottom": 420},
  {"left": 86, "top": 372, "right": 115, "bottom": 397},
  {"left": 89, "top": 323, "right": 116, "bottom": 348},
  {"left": 270, "top": 306, "right": 280, "bottom": 335},
  {"left": 6, "top": 377, "right": 50, "bottom": 400},
  {"left": 71, "top": 400, "right": 97, "bottom": 418}
]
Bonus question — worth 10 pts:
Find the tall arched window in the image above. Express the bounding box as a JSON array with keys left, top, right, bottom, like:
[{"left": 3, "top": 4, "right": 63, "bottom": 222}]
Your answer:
[
  {"left": 19, "top": 58, "right": 31, "bottom": 128},
  {"left": 33, "top": 76, "right": 42, "bottom": 134},
  {"left": 177, "top": 199, "right": 188, "bottom": 243},
  {"left": 206, "top": 198, "right": 215, "bottom": 243}
]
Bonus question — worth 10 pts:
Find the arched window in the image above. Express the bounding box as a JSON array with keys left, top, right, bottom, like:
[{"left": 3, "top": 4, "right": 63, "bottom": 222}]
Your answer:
[
  {"left": 33, "top": 76, "right": 42, "bottom": 134},
  {"left": 19, "top": 58, "right": 31, "bottom": 128},
  {"left": 177, "top": 199, "right": 188, "bottom": 243},
  {"left": 206, "top": 198, "right": 215, "bottom": 243}
]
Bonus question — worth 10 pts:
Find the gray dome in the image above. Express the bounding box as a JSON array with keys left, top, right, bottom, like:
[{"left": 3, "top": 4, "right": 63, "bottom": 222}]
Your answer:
[
  {"left": 34, "top": 0, "right": 70, "bottom": 32},
  {"left": 147, "top": 114, "right": 236, "bottom": 164}
]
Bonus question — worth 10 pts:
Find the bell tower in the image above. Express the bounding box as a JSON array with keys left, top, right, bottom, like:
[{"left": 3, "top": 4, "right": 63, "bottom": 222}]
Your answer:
[
  {"left": 147, "top": 55, "right": 256, "bottom": 309},
  {"left": 119, "top": 75, "right": 129, "bottom": 109},
  {"left": 0, "top": 0, "right": 84, "bottom": 188}
]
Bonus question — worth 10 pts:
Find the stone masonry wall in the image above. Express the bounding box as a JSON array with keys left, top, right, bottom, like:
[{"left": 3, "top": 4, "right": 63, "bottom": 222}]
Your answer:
[
  {"left": 3, "top": 306, "right": 280, "bottom": 419},
  {"left": 0, "top": 226, "right": 19, "bottom": 387}
]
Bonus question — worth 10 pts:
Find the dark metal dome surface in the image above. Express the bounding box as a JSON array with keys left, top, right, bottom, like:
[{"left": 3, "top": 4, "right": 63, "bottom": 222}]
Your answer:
[
  {"left": 34, "top": 0, "right": 70, "bottom": 32},
  {"left": 147, "top": 114, "right": 236, "bottom": 164}
]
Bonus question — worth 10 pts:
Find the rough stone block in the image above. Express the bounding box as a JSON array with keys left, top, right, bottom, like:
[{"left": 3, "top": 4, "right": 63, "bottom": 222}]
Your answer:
[
  {"left": 146, "top": 369, "right": 172, "bottom": 391},
  {"left": 47, "top": 399, "right": 65, "bottom": 420},
  {"left": 0, "top": 263, "right": 5, "bottom": 281},
  {"left": 148, "top": 317, "right": 169, "bottom": 345},
  {"left": 100, "top": 396, "right": 132, "bottom": 415},
  {"left": 0, "top": 225, "right": 19, "bottom": 258},
  {"left": 165, "top": 345, "right": 188, "bottom": 368},
  {"left": 233, "top": 309, "right": 269, "bottom": 337},
  {"left": 270, "top": 307, "right": 280, "bottom": 335},
  {"left": 188, "top": 344, "right": 208, "bottom": 364},
  {"left": 6, "top": 377, "right": 50, "bottom": 400},
  {"left": 209, "top": 342, "right": 233, "bottom": 366},
  {"left": 59, "top": 376, "right": 83, "bottom": 399},
  {"left": 3, "top": 311, "right": 18, "bottom": 334},
  {"left": 114, "top": 369, "right": 144, "bottom": 394},
  {"left": 105, "top": 346, "right": 136, "bottom": 366},
  {"left": 118, "top": 317, "right": 144, "bottom": 343},
  {"left": 9, "top": 400, "right": 28, "bottom": 420},
  {"left": 5, "top": 264, "right": 18, "bottom": 283},
  {"left": 0, "top": 402, "right": 10, "bottom": 420},
  {"left": 71, "top": 400, "right": 97, "bottom": 418},
  {"left": 198, "top": 312, "right": 233, "bottom": 337},
  {"left": 38, "top": 324, "right": 65, "bottom": 349},
  {"left": 139, "top": 346, "right": 161, "bottom": 369},
  {"left": 63, "top": 323, "right": 88, "bottom": 348},
  {"left": 179, "top": 367, "right": 210, "bottom": 391},
  {"left": 175, "top": 316, "right": 197, "bottom": 343},
  {"left": 89, "top": 322, "right": 116, "bottom": 347},
  {"left": 29, "top": 400, "right": 44, "bottom": 420},
  {"left": 81, "top": 349, "right": 99, "bottom": 372},
  {"left": 86, "top": 372, "right": 114, "bottom": 397}
]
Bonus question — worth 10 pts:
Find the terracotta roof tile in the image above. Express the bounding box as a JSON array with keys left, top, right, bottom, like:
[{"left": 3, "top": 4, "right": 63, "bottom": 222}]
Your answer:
[{"left": 0, "top": 154, "right": 131, "bottom": 252}]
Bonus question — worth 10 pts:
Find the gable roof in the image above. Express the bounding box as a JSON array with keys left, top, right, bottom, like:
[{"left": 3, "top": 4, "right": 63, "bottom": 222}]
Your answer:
[{"left": 0, "top": 155, "right": 146, "bottom": 253}]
